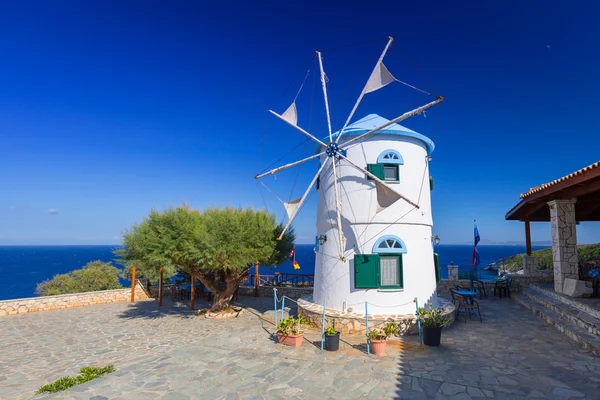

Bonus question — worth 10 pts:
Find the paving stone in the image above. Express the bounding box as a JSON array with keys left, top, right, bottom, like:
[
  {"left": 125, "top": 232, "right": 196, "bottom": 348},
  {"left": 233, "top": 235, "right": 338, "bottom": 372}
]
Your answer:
[
  {"left": 440, "top": 382, "right": 466, "bottom": 396},
  {"left": 1, "top": 296, "right": 600, "bottom": 400}
]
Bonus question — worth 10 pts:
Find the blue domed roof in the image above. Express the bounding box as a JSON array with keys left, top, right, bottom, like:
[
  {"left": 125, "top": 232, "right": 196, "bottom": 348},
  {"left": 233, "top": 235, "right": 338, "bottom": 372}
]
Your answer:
[{"left": 332, "top": 114, "right": 435, "bottom": 154}]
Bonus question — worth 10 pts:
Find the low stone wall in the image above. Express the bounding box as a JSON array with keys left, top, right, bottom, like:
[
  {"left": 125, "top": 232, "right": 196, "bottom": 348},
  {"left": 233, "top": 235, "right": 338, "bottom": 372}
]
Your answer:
[
  {"left": 238, "top": 286, "right": 313, "bottom": 300},
  {"left": 298, "top": 297, "right": 455, "bottom": 335},
  {"left": 436, "top": 274, "right": 554, "bottom": 296},
  {"left": 0, "top": 281, "right": 150, "bottom": 316}
]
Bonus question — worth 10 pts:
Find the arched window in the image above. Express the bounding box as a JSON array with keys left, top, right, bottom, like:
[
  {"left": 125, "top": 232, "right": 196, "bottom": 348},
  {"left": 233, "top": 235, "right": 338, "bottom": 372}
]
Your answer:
[
  {"left": 376, "top": 150, "right": 404, "bottom": 165},
  {"left": 354, "top": 235, "right": 406, "bottom": 290},
  {"left": 366, "top": 150, "right": 403, "bottom": 182},
  {"left": 372, "top": 235, "right": 407, "bottom": 254}
]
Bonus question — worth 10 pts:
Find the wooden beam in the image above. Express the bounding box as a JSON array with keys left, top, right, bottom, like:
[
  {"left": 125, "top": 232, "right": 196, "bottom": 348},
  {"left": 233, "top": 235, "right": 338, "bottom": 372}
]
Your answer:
[
  {"left": 525, "top": 221, "right": 532, "bottom": 256},
  {"left": 254, "top": 260, "right": 259, "bottom": 297},
  {"left": 577, "top": 201, "right": 600, "bottom": 221},
  {"left": 555, "top": 178, "right": 600, "bottom": 200},
  {"left": 130, "top": 265, "right": 136, "bottom": 303},
  {"left": 158, "top": 267, "right": 163, "bottom": 307},
  {"left": 190, "top": 275, "right": 195, "bottom": 311}
]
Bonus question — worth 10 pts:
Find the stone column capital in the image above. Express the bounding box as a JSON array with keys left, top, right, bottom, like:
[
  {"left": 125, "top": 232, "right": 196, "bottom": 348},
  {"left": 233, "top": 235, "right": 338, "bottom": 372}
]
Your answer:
[{"left": 547, "top": 198, "right": 577, "bottom": 207}]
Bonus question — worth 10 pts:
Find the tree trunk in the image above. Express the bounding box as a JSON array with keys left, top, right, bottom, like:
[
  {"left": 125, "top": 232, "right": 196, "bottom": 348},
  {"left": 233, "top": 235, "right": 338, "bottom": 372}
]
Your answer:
[{"left": 192, "top": 268, "right": 247, "bottom": 312}]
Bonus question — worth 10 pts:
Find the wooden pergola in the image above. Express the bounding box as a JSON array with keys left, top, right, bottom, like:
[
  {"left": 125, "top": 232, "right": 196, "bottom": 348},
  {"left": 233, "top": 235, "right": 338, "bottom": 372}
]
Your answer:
[{"left": 506, "top": 160, "right": 600, "bottom": 255}]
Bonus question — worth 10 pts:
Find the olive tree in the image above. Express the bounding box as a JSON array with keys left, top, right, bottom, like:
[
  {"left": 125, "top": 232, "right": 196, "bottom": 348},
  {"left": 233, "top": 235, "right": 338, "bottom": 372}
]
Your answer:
[{"left": 117, "top": 205, "right": 294, "bottom": 311}]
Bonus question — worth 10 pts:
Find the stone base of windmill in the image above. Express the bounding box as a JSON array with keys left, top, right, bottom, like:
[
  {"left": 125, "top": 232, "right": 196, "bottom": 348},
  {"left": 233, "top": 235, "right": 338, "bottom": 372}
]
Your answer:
[{"left": 297, "top": 297, "right": 455, "bottom": 335}]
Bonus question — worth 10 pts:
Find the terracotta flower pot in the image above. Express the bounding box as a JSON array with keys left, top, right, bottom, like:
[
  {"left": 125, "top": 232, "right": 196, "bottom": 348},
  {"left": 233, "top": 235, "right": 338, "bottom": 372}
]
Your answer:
[
  {"left": 370, "top": 338, "right": 387, "bottom": 355},
  {"left": 277, "top": 332, "right": 304, "bottom": 347}
]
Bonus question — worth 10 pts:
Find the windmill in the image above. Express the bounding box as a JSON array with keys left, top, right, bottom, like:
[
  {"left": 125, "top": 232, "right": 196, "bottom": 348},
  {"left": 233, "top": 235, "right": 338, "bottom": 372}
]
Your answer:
[{"left": 255, "top": 37, "right": 443, "bottom": 262}]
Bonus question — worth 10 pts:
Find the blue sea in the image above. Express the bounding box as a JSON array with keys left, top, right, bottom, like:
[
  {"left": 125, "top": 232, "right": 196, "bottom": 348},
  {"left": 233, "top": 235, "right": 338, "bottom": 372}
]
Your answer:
[{"left": 0, "top": 244, "right": 548, "bottom": 301}]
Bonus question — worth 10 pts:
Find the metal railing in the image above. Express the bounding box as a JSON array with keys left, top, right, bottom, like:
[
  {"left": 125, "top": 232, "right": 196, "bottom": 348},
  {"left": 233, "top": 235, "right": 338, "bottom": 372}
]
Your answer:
[{"left": 243, "top": 272, "right": 314, "bottom": 288}]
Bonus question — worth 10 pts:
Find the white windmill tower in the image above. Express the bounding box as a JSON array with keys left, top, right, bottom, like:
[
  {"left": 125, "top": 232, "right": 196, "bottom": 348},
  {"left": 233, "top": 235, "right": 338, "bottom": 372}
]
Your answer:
[{"left": 256, "top": 37, "right": 446, "bottom": 328}]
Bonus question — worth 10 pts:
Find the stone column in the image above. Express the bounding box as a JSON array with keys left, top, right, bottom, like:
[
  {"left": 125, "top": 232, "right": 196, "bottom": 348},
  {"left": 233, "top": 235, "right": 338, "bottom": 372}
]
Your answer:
[
  {"left": 448, "top": 265, "right": 458, "bottom": 281},
  {"left": 522, "top": 255, "right": 537, "bottom": 276},
  {"left": 548, "top": 199, "right": 579, "bottom": 294}
]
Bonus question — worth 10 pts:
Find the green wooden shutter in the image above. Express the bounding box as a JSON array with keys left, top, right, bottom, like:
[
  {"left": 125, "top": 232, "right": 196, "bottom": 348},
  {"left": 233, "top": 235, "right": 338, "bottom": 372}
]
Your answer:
[
  {"left": 316, "top": 175, "right": 320, "bottom": 191},
  {"left": 434, "top": 253, "right": 440, "bottom": 284},
  {"left": 354, "top": 254, "right": 379, "bottom": 289},
  {"left": 398, "top": 255, "right": 404, "bottom": 288},
  {"left": 429, "top": 176, "right": 434, "bottom": 190},
  {"left": 366, "top": 164, "right": 384, "bottom": 180}
]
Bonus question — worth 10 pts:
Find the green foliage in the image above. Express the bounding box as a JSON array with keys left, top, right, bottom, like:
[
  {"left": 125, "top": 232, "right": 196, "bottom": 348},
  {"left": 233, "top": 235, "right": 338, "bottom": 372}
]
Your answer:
[
  {"left": 418, "top": 304, "right": 450, "bottom": 328},
  {"left": 277, "top": 316, "right": 303, "bottom": 335},
  {"left": 36, "top": 261, "right": 122, "bottom": 296},
  {"left": 498, "top": 243, "right": 600, "bottom": 272},
  {"left": 325, "top": 320, "right": 338, "bottom": 336},
  {"left": 325, "top": 327, "right": 338, "bottom": 336},
  {"left": 35, "top": 365, "right": 115, "bottom": 394},
  {"left": 368, "top": 321, "right": 399, "bottom": 340},
  {"left": 118, "top": 205, "right": 295, "bottom": 310}
]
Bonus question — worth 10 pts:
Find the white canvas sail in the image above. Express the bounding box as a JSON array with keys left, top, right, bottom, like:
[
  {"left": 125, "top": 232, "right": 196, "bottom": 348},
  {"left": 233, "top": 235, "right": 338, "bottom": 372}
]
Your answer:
[
  {"left": 283, "top": 197, "right": 302, "bottom": 219},
  {"left": 364, "top": 62, "right": 396, "bottom": 94},
  {"left": 375, "top": 180, "right": 402, "bottom": 213},
  {"left": 281, "top": 102, "right": 298, "bottom": 125}
]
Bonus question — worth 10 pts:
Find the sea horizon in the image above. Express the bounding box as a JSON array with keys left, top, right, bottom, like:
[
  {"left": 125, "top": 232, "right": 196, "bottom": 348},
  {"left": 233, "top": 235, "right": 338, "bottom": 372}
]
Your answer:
[{"left": 0, "top": 244, "right": 549, "bottom": 302}]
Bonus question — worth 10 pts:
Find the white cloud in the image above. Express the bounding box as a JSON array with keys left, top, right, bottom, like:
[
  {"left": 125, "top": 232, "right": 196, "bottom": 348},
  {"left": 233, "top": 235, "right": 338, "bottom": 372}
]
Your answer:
[{"left": 46, "top": 209, "right": 59, "bottom": 215}]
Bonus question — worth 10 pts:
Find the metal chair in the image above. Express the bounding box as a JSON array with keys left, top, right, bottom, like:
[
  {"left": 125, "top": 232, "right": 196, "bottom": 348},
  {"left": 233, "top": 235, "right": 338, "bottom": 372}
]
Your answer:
[
  {"left": 456, "top": 294, "right": 482, "bottom": 323},
  {"left": 495, "top": 278, "right": 512, "bottom": 298},
  {"left": 449, "top": 288, "right": 458, "bottom": 307},
  {"left": 472, "top": 280, "right": 487, "bottom": 299}
]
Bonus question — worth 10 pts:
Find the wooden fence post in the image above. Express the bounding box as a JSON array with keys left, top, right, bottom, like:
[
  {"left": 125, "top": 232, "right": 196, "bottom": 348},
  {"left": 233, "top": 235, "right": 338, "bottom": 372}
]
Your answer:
[
  {"left": 159, "top": 267, "right": 163, "bottom": 307},
  {"left": 254, "top": 260, "right": 259, "bottom": 297},
  {"left": 190, "top": 275, "right": 195, "bottom": 311},
  {"left": 130, "top": 265, "right": 136, "bottom": 303}
]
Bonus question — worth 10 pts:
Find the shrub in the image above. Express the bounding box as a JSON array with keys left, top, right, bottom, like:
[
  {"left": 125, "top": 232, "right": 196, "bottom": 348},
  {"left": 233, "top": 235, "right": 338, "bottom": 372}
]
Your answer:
[
  {"left": 36, "top": 260, "right": 123, "bottom": 296},
  {"left": 499, "top": 243, "right": 600, "bottom": 272},
  {"left": 418, "top": 304, "right": 450, "bottom": 328},
  {"left": 36, "top": 365, "right": 115, "bottom": 394}
]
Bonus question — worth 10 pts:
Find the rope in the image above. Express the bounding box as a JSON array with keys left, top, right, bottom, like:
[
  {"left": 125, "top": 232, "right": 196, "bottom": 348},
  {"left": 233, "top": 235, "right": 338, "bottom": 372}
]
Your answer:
[
  {"left": 259, "top": 180, "right": 285, "bottom": 205},
  {"left": 394, "top": 78, "right": 432, "bottom": 96}
]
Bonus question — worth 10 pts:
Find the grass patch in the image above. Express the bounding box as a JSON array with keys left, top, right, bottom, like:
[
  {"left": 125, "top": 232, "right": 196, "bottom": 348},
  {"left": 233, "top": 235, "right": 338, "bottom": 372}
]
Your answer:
[{"left": 35, "top": 365, "right": 115, "bottom": 394}]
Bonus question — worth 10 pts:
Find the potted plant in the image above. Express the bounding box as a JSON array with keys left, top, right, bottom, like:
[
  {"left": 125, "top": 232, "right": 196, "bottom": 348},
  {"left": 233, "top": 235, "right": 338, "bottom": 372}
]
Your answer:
[
  {"left": 418, "top": 303, "right": 449, "bottom": 346},
  {"left": 368, "top": 321, "right": 398, "bottom": 356},
  {"left": 324, "top": 321, "right": 340, "bottom": 351},
  {"left": 277, "top": 316, "right": 304, "bottom": 347}
]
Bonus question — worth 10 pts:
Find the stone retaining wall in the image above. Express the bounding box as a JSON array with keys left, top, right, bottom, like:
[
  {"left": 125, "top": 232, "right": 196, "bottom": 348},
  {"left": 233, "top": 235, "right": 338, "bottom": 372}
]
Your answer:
[
  {"left": 436, "top": 274, "right": 553, "bottom": 296},
  {"left": 0, "top": 281, "right": 150, "bottom": 316},
  {"left": 298, "top": 297, "right": 455, "bottom": 335}
]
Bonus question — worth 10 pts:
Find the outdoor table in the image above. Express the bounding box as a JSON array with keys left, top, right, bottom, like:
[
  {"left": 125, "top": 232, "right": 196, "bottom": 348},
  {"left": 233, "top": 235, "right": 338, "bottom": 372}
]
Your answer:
[{"left": 456, "top": 290, "right": 477, "bottom": 304}]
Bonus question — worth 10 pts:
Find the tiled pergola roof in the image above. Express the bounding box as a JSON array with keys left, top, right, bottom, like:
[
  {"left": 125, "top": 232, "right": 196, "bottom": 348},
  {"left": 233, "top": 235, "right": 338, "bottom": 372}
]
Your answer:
[
  {"left": 506, "top": 160, "right": 600, "bottom": 222},
  {"left": 520, "top": 161, "right": 600, "bottom": 199}
]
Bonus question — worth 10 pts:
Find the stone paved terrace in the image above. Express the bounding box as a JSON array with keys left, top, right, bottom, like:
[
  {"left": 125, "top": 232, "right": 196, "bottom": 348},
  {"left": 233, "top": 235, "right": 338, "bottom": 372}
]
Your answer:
[{"left": 1, "top": 295, "right": 600, "bottom": 400}]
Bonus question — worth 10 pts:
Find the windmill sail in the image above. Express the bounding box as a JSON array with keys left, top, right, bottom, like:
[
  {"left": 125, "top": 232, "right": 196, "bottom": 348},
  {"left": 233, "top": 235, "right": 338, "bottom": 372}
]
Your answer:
[
  {"left": 280, "top": 102, "right": 298, "bottom": 125},
  {"left": 364, "top": 62, "right": 396, "bottom": 94},
  {"left": 375, "top": 180, "right": 402, "bottom": 213},
  {"left": 283, "top": 197, "right": 302, "bottom": 219}
]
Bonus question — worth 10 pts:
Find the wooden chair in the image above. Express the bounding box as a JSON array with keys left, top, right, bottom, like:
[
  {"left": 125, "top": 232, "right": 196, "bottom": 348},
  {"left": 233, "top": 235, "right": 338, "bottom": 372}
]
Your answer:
[
  {"left": 449, "top": 288, "right": 458, "bottom": 307},
  {"left": 456, "top": 294, "right": 482, "bottom": 323}
]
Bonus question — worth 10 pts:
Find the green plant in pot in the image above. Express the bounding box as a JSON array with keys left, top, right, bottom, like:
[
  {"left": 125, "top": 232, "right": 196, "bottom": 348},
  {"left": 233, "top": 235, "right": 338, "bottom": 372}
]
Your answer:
[
  {"left": 277, "top": 316, "right": 305, "bottom": 347},
  {"left": 368, "top": 321, "right": 398, "bottom": 356},
  {"left": 324, "top": 320, "right": 340, "bottom": 352},
  {"left": 418, "top": 303, "right": 449, "bottom": 346}
]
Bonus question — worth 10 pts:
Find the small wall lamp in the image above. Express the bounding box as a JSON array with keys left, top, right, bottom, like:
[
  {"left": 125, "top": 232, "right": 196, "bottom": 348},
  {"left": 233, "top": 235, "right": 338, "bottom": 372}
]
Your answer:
[
  {"left": 318, "top": 235, "right": 327, "bottom": 245},
  {"left": 432, "top": 235, "right": 441, "bottom": 246}
]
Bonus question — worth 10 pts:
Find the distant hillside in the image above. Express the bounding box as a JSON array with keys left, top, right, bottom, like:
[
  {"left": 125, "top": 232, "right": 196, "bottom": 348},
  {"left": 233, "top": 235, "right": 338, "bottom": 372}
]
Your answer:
[{"left": 498, "top": 243, "right": 600, "bottom": 272}]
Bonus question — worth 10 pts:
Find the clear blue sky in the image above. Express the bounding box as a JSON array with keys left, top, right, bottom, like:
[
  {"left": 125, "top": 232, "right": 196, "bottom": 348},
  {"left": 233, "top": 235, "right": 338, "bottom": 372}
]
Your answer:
[{"left": 1, "top": 1, "right": 599, "bottom": 245}]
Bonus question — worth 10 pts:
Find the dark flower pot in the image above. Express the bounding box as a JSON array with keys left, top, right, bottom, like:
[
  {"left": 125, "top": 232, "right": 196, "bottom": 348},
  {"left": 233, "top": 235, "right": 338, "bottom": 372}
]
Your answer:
[
  {"left": 325, "top": 332, "right": 340, "bottom": 351},
  {"left": 423, "top": 326, "right": 442, "bottom": 346}
]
